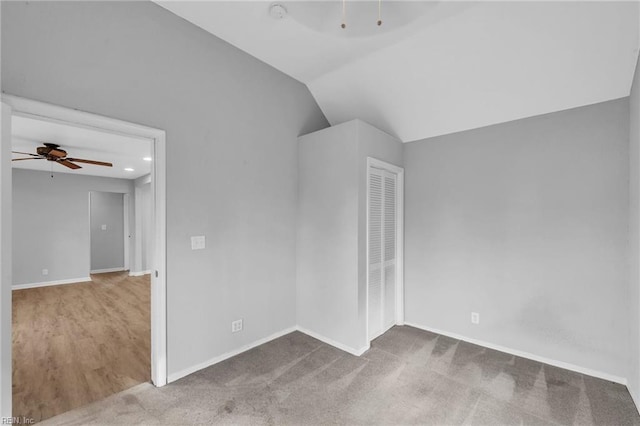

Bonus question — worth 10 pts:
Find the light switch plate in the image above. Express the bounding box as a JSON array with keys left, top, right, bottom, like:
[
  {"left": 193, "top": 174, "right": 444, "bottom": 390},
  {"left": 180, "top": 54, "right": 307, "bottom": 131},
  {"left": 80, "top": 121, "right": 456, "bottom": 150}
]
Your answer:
[
  {"left": 101, "top": 224, "right": 107, "bottom": 231},
  {"left": 191, "top": 236, "right": 206, "bottom": 250}
]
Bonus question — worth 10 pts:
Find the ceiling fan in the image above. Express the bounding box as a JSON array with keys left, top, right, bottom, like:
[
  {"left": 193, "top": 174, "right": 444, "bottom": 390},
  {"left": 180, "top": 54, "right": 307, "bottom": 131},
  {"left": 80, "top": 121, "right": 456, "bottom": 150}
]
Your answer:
[{"left": 12, "top": 143, "right": 113, "bottom": 170}]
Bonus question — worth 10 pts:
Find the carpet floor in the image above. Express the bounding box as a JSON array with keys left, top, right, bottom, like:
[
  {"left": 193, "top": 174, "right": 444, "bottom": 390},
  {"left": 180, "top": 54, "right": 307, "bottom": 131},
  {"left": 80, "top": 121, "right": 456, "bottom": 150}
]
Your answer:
[{"left": 41, "top": 326, "right": 639, "bottom": 425}]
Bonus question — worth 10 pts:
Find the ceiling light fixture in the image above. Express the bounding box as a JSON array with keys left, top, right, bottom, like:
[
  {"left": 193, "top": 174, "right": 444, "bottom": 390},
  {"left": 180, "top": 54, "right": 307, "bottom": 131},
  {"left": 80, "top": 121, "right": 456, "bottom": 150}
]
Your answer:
[
  {"left": 269, "top": 3, "right": 287, "bottom": 20},
  {"left": 341, "top": 0, "right": 346, "bottom": 29},
  {"left": 143, "top": 157, "right": 152, "bottom": 162},
  {"left": 124, "top": 168, "right": 134, "bottom": 172},
  {"left": 340, "top": 0, "right": 382, "bottom": 29}
]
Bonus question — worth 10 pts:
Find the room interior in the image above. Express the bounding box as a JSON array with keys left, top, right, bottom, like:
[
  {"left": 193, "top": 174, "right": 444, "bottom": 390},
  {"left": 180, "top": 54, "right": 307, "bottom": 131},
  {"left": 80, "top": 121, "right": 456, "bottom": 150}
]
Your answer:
[
  {"left": 9, "top": 115, "right": 155, "bottom": 421},
  {"left": 1, "top": 0, "right": 640, "bottom": 424}
]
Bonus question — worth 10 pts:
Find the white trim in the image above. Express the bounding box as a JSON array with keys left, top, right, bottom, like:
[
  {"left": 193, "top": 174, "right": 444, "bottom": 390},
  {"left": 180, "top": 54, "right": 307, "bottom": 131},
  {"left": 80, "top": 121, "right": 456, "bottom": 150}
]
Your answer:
[
  {"left": 12, "top": 277, "right": 92, "bottom": 291},
  {"left": 366, "top": 157, "right": 405, "bottom": 346},
  {"left": 296, "top": 326, "right": 370, "bottom": 356},
  {"left": 3, "top": 94, "right": 168, "bottom": 387},
  {"left": 405, "top": 322, "right": 628, "bottom": 385},
  {"left": 168, "top": 326, "right": 373, "bottom": 384},
  {"left": 129, "top": 270, "right": 151, "bottom": 277},
  {"left": 168, "top": 327, "right": 298, "bottom": 383},
  {"left": 0, "top": 102, "right": 13, "bottom": 418},
  {"left": 90, "top": 267, "right": 126, "bottom": 274},
  {"left": 368, "top": 322, "right": 396, "bottom": 343}
]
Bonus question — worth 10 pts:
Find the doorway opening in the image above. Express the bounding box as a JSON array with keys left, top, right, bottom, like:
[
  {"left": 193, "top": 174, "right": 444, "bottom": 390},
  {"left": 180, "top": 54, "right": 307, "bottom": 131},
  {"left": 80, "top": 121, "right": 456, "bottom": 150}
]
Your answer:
[
  {"left": 2, "top": 95, "right": 167, "bottom": 421},
  {"left": 366, "top": 157, "right": 404, "bottom": 343}
]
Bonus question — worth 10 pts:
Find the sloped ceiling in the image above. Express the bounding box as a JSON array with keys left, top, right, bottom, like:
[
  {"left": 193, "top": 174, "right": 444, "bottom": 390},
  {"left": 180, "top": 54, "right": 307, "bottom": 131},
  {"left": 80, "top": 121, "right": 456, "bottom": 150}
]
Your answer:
[{"left": 157, "top": 1, "right": 640, "bottom": 142}]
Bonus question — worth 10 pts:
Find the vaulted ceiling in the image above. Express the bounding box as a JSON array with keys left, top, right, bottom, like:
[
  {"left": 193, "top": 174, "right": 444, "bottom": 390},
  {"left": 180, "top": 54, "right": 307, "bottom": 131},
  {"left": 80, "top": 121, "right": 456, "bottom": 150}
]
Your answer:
[{"left": 157, "top": 1, "right": 640, "bottom": 142}]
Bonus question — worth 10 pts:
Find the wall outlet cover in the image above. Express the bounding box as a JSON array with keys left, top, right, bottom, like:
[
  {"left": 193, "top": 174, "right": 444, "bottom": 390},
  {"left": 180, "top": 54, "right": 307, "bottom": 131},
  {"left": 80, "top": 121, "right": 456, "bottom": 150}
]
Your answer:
[
  {"left": 231, "top": 319, "right": 243, "bottom": 333},
  {"left": 471, "top": 312, "right": 480, "bottom": 324},
  {"left": 42, "top": 269, "right": 48, "bottom": 276}
]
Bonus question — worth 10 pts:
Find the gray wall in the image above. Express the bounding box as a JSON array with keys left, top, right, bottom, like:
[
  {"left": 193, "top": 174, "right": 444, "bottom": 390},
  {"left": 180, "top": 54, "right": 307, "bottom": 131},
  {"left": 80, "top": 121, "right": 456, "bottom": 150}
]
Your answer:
[
  {"left": 12, "top": 169, "right": 133, "bottom": 285},
  {"left": 404, "top": 98, "right": 630, "bottom": 378},
  {"left": 297, "top": 120, "right": 402, "bottom": 352},
  {"left": 2, "top": 1, "right": 328, "bottom": 377},
  {"left": 629, "top": 54, "right": 640, "bottom": 402},
  {"left": 297, "top": 121, "right": 360, "bottom": 351},
  {"left": 89, "top": 191, "right": 125, "bottom": 272}
]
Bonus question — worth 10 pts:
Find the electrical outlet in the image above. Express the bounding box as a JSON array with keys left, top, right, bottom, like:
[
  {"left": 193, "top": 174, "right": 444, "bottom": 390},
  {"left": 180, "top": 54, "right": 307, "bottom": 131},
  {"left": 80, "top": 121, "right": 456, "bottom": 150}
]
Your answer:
[
  {"left": 471, "top": 312, "right": 480, "bottom": 325},
  {"left": 42, "top": 269, "right": 48, "bottom": 276},
  {"left": 101, "top": 224, "right": 107, "bottom": 231},
  {"left": 231, "top": 319, "right": 243, "bottom": 333}
]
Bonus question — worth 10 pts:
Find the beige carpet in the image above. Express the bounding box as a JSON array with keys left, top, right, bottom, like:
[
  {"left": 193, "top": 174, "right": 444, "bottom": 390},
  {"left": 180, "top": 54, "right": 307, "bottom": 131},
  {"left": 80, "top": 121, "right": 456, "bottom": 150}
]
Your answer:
[{"left": 40, "top": 326, "right": 639, "bottom": 425}]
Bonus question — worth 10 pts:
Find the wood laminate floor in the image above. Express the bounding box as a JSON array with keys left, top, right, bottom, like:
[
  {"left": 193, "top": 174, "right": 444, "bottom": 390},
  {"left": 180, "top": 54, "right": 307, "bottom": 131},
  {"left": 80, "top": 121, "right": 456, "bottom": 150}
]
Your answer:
[{"left": 12, "top": 272, "right": 150, "bottom": 423}]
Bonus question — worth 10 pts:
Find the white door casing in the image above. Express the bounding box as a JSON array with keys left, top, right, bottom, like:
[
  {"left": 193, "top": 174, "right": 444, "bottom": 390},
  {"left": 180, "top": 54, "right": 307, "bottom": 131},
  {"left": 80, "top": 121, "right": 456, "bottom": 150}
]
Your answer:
[
  {"left": 367, "top": 157, "right": 404, "bottom": 342},
  {"left": 2, "top": 95, "right": 168, "bottom": 387}
]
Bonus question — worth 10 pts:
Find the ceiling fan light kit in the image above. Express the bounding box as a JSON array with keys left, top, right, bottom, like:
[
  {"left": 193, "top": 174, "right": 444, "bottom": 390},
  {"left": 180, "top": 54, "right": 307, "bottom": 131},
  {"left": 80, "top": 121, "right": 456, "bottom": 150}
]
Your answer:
[
  {"left": 12, "top": 143, "right": 113, "bottom": 170},
  {"left": 340, "top": 0, "right": 382, "bottom": 29}
]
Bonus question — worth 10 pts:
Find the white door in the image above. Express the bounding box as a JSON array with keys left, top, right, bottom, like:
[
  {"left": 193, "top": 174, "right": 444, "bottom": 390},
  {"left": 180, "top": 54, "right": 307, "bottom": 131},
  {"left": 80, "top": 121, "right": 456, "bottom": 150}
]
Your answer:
[{"left": 368, "top": 166, "right": 398, "bottom": 341}]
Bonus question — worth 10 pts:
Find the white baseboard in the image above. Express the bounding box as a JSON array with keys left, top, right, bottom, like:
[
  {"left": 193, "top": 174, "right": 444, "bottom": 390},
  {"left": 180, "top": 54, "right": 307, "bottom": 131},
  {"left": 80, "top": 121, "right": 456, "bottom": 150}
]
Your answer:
[
  {"left": 296, "top": 326, "right": 370, "bottom": 356},
  {"left": 90, "top": 267, "right": 126, "bottom": 274},
  {"left": 404, "top": 322, "right": 627, "bottom": 385},
  {"left": 167, "top": 326, "right": 298, "bottom": 383},
  {"left": 129, "top": 270, "right": 151, "bottom": 277},
  {"left": 12, "top": 276, "right": 92, "bottom": 290}
]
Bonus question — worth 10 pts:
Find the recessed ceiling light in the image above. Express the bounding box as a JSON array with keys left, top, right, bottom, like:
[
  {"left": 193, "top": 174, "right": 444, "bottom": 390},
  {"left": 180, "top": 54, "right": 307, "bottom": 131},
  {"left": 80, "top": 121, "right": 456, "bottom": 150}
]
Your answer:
[
  {"left": 124, "top": 168, "right": 135, "bottom": 172},
  {"left": 143, "top": 157, "right": 152, "bottom": 162}
]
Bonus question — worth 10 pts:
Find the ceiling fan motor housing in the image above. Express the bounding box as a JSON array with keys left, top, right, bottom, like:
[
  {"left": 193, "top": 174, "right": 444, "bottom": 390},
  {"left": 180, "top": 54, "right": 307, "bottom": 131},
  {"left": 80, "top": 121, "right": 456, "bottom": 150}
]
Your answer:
[{"left": 37, "top": 144, "right": 67, "bottom": 159}]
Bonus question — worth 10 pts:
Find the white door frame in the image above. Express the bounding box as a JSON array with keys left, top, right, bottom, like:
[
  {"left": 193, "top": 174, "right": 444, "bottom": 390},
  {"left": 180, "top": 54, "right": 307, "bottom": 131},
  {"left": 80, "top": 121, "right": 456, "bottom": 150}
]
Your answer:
[
  {"left": 366, "top": 157, "right": 404, "bottom": 343},
  {"left": 2, "top": 94, "right": 168, "bottom": 387},
  {"left": 0, "top": 102, "right": 14, "bottom": 418}
]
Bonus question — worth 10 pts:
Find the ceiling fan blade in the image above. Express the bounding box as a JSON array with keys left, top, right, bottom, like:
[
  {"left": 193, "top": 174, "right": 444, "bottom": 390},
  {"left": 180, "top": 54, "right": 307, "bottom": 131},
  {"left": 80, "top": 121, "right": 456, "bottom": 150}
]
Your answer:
[
  {"left": 12, "top": 157, "right": 44, "bottom": 161},
  {"left": 48, "top": 149, "right": 67, "bottom": 158},
  {"left": 66, "top": 158, "right": 113, "bottom": 167},
  {"left": 12, "top": 151, "right": 40, "bottom": 157},
  {"left": 58, "top": 159, "right": 82, "bottom": 170}
]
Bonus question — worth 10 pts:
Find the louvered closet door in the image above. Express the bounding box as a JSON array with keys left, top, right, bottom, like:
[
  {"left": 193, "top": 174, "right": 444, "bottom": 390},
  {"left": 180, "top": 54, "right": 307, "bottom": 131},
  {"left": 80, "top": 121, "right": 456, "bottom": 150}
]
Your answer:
[{"left": 368, "top": 168, "right": 397, "bottom": 341}]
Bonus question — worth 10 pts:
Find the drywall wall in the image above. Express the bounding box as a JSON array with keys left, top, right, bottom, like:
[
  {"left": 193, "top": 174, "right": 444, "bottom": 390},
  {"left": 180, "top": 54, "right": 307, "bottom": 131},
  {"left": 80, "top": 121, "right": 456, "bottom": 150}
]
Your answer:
[
  {"left": 297, "top": 121, "right": 360, "bottom": 351},
  {"left": 404, "top": 98, "right": 630, "bottom": 378},
  {"left": 1, "top": 1, "right": 328, "bottom": 377},
  {"left": 297, "top": 119, "right": 402, "bottom": 353},
  {"left": 629, "top": 53, "right": 640, "bottom": 403},
  {"left": 89, "top": 191, "right": 125, "bottom": 272},
  {"left": 12, "top": 169, "right": 133, "bottom": 286}
]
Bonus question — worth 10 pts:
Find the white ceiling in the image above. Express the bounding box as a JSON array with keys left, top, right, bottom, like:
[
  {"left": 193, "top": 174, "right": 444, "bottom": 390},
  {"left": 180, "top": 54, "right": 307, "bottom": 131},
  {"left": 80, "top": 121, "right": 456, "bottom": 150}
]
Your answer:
[
  {"left": 12, "top": 116, "right": 152, "bottom": 179},
  {"left": 157, "top": 1, "right": 640, "bottom": 142}
]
